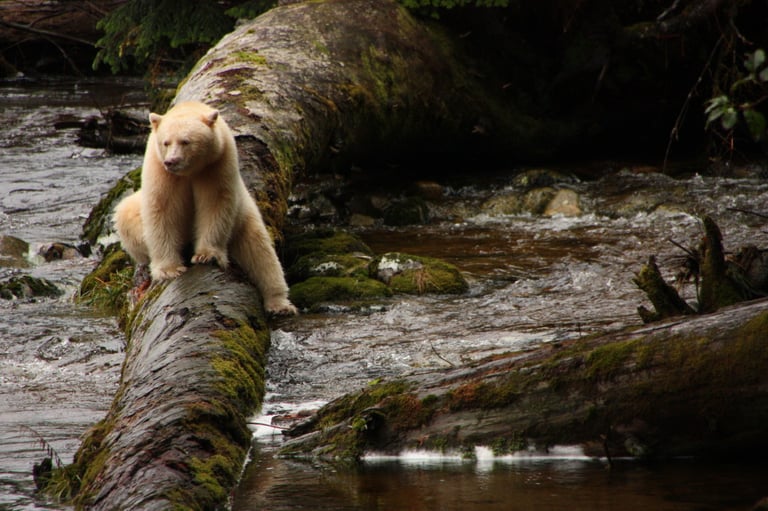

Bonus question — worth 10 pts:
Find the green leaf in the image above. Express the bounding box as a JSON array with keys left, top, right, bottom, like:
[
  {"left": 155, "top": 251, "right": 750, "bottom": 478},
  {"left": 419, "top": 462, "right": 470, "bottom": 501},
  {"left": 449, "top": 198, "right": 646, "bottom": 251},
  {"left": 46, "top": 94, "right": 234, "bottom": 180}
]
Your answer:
[
  {"left": 743, "top": 109, "right": 766, "bottom": 141},
  {"left": 759, "top": 67, "right": 768, "bottom": 82},
  {"left": 745, "top": 49, "right": 766, "bottom": 73},
  {"left": 721, "top": 108, "right": 739, "bottom": 130},
  {"left": 704, "top": 95, "right": 729, "bottom": 114}
]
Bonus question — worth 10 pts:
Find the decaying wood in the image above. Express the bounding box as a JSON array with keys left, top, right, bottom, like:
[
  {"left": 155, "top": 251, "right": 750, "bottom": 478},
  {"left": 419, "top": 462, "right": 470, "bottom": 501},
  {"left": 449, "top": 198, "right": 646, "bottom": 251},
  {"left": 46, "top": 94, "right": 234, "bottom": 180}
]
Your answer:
[
  {"left": 633, "top": 255, "right": 695, "bottom": 322},
  {"left": 280, "top": 297, "right": 768, "bottom": 462},
  {"left": 64, "top": 266, "right": 270, "bottom": 510},
  {"left": 635, "top": 216, "right": 764, "bottom": 321}
]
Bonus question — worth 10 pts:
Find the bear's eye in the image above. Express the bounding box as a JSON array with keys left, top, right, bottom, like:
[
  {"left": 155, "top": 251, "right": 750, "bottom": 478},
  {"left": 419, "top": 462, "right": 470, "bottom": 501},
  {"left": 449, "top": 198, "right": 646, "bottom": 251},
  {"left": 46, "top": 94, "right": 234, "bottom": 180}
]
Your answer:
[
  {"left": 163, "top": 140, "right": 170, "bottom": 147},
  {"left": 180, "top": 139, "right": 190, "bottom": 146}
]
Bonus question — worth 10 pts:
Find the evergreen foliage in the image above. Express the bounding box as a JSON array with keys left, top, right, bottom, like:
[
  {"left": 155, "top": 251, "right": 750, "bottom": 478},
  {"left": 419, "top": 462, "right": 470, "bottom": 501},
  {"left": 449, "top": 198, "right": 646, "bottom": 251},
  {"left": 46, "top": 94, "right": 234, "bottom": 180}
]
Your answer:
[
  {"left": 93, "top": 0, "right": 508, "bottom": 74},
  {"left": 93, "top": 0, "right": 275, "bottom": 74},
  {"left": 400, "top": 0, "right": 509, "bottom": 18}
]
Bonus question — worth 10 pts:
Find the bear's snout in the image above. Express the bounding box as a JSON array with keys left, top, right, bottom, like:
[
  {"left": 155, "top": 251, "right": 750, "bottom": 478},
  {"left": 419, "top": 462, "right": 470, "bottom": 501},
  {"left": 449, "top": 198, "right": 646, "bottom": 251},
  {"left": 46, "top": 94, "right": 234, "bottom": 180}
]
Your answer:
[{"left": 163, "top": 156, "right": 183, "bottom": 173}]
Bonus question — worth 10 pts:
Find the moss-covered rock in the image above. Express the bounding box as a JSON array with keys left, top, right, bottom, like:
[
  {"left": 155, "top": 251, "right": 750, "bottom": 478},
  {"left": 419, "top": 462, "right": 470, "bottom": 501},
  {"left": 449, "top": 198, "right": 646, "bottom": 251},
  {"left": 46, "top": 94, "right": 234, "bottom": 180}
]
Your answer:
[
  {"left": 370, "top": 252, "right": 468, "bottom": 295},
  {"left": 287, "top": 253, "right": 373, "bottom": 284},
  {"left": 289, "top": 275, "right": 392, "bottom": 311},
  {"left": 0, "top": 275, "right": 62, "bottom": 300},
  {"left": 284, "top": 229, "right": 373, "bottom": 263}
]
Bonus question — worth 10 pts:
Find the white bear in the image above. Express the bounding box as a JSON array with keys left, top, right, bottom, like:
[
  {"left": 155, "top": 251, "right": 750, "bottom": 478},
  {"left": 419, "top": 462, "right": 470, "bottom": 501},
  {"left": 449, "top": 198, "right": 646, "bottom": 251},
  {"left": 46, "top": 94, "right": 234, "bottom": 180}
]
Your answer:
[{"left": 113, "top": 101, "right": 297, "bottom": 316}]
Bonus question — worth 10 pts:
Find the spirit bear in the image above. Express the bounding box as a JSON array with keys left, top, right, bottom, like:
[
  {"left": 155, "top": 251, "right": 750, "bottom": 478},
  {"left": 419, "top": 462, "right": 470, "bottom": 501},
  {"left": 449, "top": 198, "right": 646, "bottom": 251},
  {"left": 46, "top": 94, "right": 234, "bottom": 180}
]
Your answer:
[{"left": 113, "top": 101, "right": 297, "bottom": 315}]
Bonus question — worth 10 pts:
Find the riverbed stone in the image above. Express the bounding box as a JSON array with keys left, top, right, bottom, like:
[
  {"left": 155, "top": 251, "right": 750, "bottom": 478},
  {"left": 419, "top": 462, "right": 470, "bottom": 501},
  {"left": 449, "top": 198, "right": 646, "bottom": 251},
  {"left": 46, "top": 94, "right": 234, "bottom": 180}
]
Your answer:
[
  {"left": 0, "top": 275, "right": 62, "bottom": 300},
  {"left": 481, "top": 192, "right": 523, "bottom": 216},
  {"left": 512, "top": 168, "right": 578, "bottom": 190},
  {"left": 382, "top": 197, "right": 430, "bottom": 226},
  {"left": 0, "top": 235, "right": 30, "bottom": 268},
  {"left": 543, "top": 189, "right": 582, "bottom": 217}
]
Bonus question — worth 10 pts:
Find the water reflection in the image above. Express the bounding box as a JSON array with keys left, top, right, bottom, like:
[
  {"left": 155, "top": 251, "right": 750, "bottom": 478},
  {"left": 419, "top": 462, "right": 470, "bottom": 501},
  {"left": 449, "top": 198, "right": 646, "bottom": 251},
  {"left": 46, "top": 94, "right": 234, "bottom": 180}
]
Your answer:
[{"left": 234, "top": 442, "right": 768, "bottom": 511}]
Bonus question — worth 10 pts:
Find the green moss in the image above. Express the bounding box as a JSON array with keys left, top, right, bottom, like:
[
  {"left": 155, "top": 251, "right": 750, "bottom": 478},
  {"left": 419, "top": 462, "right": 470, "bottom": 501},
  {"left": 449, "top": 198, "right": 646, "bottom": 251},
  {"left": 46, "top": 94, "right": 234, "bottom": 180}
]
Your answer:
[
  {"left": 446, "top": 374, "right": 523, "bottom": 411},
  {"left": 584, "top": 339, "right": 639, "bottom": 381},
  {"left": 285, "top": 229, "right": 373, "bottom": 263},
  {"left": 211, "top": 323, "right": 270, "bottom": 415},
  {"left": 371, "top": 252, "right": 468, "bottom": 295},
  {"left": 289, "top": 275, "right": 392, "bottom": 310},
  {"left": 281, "top": 380, "right": 414, "bottom": 461},
  {"left": 78, "top": 246, "right": 134, "bottom": 317},
  {"left": 287, "top": 252, "right": 372, "bottom": 283},
  {"left": 230, "top": 50, "right": 268, "bottom": 66},
  {"left": 82, "top": 167, "right": 141, "bottom": 245},
  {"left": 316, "top": 380, "right": 412, "bottom": 431},
  {"left": 0, "top": 275, "right": 62, "bottom": 300}
]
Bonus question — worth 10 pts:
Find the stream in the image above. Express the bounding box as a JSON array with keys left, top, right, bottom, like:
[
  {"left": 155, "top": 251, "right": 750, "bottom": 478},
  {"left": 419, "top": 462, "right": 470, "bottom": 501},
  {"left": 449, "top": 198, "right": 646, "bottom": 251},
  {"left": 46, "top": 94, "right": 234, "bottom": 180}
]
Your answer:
[{"left": 2, "top": 80, "right": 768, "bottom": 510}]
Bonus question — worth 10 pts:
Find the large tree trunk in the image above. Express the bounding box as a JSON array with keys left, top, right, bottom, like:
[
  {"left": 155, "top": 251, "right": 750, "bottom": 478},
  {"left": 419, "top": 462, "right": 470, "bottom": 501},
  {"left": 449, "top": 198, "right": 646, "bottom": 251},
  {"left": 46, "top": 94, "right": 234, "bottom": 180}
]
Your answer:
[
  {"left": 280, "top": 297, "right": 768, "bottom": 462},
  {"left": 65, "top": 266, "right": 270, "bottom": 510},
  {"left": 172, "top": 0, "right": 560, "bottom": 237}
]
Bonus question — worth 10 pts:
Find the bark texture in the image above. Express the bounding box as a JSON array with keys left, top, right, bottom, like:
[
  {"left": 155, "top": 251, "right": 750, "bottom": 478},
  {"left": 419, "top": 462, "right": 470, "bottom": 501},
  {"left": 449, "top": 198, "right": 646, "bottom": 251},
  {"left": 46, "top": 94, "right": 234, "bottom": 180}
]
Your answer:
[
  {"left": 67, "top": 266, "right": 269, "bottom": 510},
  {"left": 281, "top": 297, "right": 768, "bottom": 462}
]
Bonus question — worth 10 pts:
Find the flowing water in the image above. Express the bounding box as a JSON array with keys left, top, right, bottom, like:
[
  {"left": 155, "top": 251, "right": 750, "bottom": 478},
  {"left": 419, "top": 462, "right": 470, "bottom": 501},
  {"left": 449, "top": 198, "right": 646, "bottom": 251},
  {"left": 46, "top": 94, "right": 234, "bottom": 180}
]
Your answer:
[
  {"left": 0, "top": 78, "right": 144, "bottom": 510},
  {"left": 2, "top": 80, "right": 768, "bottom": 510}
]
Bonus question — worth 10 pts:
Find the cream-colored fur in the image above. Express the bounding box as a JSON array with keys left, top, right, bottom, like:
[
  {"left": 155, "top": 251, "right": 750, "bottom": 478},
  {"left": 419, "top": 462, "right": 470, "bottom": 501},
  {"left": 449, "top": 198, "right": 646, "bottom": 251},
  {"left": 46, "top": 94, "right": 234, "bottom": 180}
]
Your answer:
[{"left": 113, "top": 101, "right": 297, "bottom": 315}]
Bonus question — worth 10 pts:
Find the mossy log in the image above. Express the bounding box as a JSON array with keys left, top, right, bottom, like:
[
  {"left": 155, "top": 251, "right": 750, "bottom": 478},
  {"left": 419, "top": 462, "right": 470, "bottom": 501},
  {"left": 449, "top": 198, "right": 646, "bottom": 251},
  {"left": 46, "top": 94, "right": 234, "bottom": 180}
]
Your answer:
[
  {"left": 281, "top": 297, "right": 768, "bottom": 462},
  {"left": 57, "top": 266, "right": 269, "bottom": 510},
  {"left": 172, "top": 0, "right": 556, "bottom": 237}
]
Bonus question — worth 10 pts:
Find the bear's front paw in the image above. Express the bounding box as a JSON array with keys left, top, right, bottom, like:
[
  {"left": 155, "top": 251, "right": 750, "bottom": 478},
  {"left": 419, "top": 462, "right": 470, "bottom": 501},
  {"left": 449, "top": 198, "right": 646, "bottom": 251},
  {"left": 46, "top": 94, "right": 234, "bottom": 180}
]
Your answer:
[
  {"left": 264, "top": 297, "right": 298, "bottom": 317},
  {"left": 191, "top": 248, "right": 229, "bottom": 268},
  {"left": 151, "top": 263, "right": 187, "bottom": 281}
]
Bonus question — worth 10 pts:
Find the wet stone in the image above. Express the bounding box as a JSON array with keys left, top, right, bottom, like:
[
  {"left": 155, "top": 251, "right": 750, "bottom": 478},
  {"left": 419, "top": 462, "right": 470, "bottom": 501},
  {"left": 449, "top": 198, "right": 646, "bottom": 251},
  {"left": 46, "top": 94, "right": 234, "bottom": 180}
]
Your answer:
[
  {"left": 0, "top": 235, "right": 30, "bottom": 268},
  {"left": 0, "top": 275, "right": 62, "bottom": 300}
]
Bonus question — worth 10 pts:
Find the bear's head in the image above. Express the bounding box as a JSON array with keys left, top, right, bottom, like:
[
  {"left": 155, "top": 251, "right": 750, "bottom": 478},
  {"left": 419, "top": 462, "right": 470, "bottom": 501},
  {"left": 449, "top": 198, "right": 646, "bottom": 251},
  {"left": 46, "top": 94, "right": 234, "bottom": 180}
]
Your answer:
[{"left": 150, "top": 103, "right": 222, "bottom": 176}]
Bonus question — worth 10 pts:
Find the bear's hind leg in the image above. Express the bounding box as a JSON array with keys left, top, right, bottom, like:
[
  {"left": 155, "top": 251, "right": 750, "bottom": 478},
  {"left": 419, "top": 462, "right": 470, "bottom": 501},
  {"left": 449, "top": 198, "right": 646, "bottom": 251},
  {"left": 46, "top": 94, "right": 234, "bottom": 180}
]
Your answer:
[{"left": 114, "top": 192, "right": 150, "bottom": 265}]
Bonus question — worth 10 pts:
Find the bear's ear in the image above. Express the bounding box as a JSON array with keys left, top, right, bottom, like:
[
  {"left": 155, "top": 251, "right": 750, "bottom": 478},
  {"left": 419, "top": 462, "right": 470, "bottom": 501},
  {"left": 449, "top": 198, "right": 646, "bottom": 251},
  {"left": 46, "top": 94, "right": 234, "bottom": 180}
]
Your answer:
[
  {"left": 202, "top": 110, "right": 219, "bottom": 127},
  {"left": 149, "top": 113, "right": 162, "bottom": 130}
]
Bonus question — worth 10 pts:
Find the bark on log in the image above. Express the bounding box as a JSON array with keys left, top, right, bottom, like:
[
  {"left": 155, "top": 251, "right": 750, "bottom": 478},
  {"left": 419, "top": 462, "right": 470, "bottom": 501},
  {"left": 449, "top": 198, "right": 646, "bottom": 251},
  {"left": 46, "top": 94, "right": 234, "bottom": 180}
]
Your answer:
[
  {"left": 280, "top": 297, "right": 768, "bottom": 462},
  {"left": 65, "top": 266, "right": 270, "bottom": 510},
  {"left": 172, "top": 0, "right": 560, "bottom": 236}
]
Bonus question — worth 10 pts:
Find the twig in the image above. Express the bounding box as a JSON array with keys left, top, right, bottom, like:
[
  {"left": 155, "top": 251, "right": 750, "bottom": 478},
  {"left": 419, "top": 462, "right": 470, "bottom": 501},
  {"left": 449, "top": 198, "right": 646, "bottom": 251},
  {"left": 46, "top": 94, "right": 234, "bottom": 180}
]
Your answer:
[
  {"left": 246, "top": 421, "right": 287, "bottom": 430},
  {"left": 430, "top": 340, "right": 455, "bottom": 367},
  {"left": 18, "top": 424, "right": 63, "bottom": 469},
  {"left": 663, "top": 35, "right": 724, "bottom": 170},
  {"left": 0, "top": 19, "right": 95, "bottom": 46},
  {"left": 726, "top": 207, "right": 768, "bottom": 220}
]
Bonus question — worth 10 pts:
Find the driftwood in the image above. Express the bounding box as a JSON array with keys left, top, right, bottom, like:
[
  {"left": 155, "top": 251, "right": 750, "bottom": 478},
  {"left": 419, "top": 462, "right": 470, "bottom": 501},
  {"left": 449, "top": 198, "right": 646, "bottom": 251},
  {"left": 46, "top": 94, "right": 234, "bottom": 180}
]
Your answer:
[
  {"left": 635, "top": 216, "right": 765, "bottom": 322},
  {"left": 62, "top": 266, "right": 270, "bottom": 510},
  {"left": 280, "top": 297, "right": 768, "bottom": 462}
]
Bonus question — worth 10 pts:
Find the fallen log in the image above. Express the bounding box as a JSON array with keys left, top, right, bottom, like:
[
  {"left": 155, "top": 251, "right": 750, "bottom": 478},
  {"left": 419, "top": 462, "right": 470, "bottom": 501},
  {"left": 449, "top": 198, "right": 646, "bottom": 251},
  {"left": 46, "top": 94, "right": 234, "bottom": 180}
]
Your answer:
[
  {"left": 60, "top": 2, "right": 515, "bottom": 506},
  {"left": 55, "top": 265, "right": 270, "bottom": 510},
  {"left": 171, "top": 0, "right": 565, "bottom": 236},
  {"left": 280, "top": 297, "right": 768, "bottom": 462}
]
